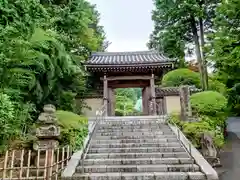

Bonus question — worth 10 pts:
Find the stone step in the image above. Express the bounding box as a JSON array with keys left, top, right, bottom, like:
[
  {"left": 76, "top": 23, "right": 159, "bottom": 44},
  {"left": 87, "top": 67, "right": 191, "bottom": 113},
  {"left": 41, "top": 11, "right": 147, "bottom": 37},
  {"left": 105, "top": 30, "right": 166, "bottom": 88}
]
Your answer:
[
  {"left": 90, "top": 142, "right": 182, "bottom": 148},
  {"left": 94, "top": 134, "right": 177, "bottom": 140},
  {"left": 97, "top": 123, "right": 168, "bottom": 127},
  {"left": 73, "top": 172, "right": 206, "bottom": 180},
  {"left": 97, "top": 126, "right": 171, "bottom": 131},
  {"left": 99, "top": 122, "right": 165, "bottom": 126},
  {"left": 96, "top": 128, "right": 172, "bottom": 133},
  {"left": 86, "top": 152, "right": 190, "bottom": 159},
  {"left": 80, "top": 157, "right": 194, "bottom": 166},
  {"left": 96, "top": 127, "right": 170, "bottom": 131},
  {"left": 103, "top": 116, "right": 166, "bottom": 121},
  {"left": 88, "top": 147, "right": 185, "bottom": 153},
  {"left": 91, "top": 138, "right": 179, "bottom": 144},
  {"left": 75, "top": 164, "right": 200, "bottom": 173},
  {"left": 95, "top": 131, "right": 174, "bottom": 136}
]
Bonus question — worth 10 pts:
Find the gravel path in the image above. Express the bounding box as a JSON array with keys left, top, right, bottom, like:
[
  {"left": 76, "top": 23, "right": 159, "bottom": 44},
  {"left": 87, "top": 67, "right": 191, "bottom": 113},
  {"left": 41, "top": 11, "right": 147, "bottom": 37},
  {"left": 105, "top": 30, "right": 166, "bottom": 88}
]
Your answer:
[{"left": 218, "top": 117, "right": 240, "bottom": 180}]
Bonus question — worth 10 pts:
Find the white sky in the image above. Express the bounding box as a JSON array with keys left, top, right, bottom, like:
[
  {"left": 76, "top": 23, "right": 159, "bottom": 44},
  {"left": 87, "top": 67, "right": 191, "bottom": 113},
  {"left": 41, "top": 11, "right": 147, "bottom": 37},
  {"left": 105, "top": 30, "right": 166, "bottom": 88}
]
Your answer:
[{"left": 89, "top": 0, "right": 154, "bottom": 52}]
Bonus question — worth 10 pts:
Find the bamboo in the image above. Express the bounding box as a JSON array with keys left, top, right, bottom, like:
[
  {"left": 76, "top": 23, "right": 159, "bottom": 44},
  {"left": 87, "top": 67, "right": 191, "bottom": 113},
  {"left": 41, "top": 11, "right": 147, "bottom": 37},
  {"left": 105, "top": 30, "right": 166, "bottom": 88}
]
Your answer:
[
  {"left": 10, "top": 150, "right": 15, "bottom": 178},
  {"left": 36, "top": 150, "right": 40, "bottom": 179},
  {"left": 26, "top": 150, "right": 31, "bottom": 178},
  {"left": 61, "top": 148, "right": 65, "bottom": 169},
  {"left": 19, "top": 149, "right": 24, "bottom": 179},
  {"left": 55, "top": 148, "right": 59, "bottom": 180},
  {"left": 66, "top": 146, "right": 70, "bottom": 166},
  {"left": 3, "top": 150, "right": 8, "bottom": 178},
  {"left": 44, "top": 149, "right": 48, "bottom": 178}
]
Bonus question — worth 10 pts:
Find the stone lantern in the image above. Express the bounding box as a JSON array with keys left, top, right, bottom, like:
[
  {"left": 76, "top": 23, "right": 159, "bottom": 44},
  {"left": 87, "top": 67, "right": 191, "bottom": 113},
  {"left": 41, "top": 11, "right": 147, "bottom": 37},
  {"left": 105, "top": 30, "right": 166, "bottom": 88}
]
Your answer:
[{"left": 33, "top": 104, "right": 60, "bottom": 151}]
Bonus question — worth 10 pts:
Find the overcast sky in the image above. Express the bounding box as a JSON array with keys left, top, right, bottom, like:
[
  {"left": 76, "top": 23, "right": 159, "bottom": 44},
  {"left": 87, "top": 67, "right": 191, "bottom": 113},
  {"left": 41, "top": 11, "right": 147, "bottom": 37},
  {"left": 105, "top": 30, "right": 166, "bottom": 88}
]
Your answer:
[{"left": 89, "top": 0, "right": 154, "bottom": 52}]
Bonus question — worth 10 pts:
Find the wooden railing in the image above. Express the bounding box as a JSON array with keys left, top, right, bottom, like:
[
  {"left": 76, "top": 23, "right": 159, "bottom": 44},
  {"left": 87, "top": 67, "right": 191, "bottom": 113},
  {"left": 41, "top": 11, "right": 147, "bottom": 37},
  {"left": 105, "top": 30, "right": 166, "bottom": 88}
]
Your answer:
[{"left": 0, "top": 146, "right": 71, "bottom": 180}]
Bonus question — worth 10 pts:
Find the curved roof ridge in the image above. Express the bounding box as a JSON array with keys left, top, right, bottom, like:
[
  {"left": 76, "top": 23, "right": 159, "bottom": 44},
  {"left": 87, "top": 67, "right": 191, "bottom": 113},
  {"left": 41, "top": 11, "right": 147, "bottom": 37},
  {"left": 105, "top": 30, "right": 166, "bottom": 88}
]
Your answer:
[
  {"left": 86, "top": 50, "right": 175, "bottom": 66},
  {"left": 91, "top": 50, "right": 159, "bottom": 56}
]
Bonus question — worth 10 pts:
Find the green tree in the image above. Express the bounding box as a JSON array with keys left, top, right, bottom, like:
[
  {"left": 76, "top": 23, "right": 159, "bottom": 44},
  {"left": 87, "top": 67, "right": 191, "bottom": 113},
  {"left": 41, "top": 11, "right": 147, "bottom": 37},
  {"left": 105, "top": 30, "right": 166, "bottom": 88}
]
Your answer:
[
  {"left": 209, "top": 0, "right": 240, "bottom": 88},
  {"left": 0, "top": 0, "right": 106, "bottom": 150},
  {"left": 149, "top": 0, "right": 220, "bottom": 90}
]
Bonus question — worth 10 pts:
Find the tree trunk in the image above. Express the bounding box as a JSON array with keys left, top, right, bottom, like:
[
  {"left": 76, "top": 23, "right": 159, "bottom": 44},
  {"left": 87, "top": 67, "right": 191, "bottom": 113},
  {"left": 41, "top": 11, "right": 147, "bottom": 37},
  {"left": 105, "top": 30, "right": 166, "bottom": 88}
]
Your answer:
[
  {"left": 190, "top": 15, "right": 206, "bottom": 90},
  {"left": 199, "top": 17, "right": 209, "bottom": 89}
]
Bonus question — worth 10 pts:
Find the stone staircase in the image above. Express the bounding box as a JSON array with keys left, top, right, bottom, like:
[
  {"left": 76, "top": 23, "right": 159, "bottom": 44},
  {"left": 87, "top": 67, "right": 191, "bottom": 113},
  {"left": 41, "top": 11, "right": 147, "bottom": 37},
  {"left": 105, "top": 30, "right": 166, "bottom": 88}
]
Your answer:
[{"left": 72, "top": 116, "right": 207, "bottom": 180}]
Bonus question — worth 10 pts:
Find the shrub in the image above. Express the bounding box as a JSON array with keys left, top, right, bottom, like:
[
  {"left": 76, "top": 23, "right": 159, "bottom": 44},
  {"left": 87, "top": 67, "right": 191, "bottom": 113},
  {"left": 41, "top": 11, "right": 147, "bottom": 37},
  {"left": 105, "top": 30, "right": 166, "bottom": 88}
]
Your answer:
[
  {"left": 167, "top": 113, "right": 225, "bottom": 149},
  {"left": 228, "top": 83, "right": 240, "bottom": 116},
  {"left": 190, "top": 91, "right": 227, "bottom": 116},
  {"left": 0, "top": 93, "right": 15, "bottom": 152},
  {"left": 208, "top": 79, "right": 227, "bottom": 95},
  {"left": 162, "top": 68, "right": 226, "bottom": 95},
  {"left": 162, "top": 68, "right": 201, "bottom": 88},
  {"left": 56, "top": 110, "right": 88, "bottom": 151}
]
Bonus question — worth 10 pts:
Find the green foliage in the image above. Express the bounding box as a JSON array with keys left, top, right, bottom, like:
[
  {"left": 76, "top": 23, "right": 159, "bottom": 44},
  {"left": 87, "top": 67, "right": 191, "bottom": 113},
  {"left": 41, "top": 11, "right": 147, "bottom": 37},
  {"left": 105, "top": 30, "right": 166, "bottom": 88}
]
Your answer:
[
  {"left": 162, "top": 68, "right": 201, "bottom": 88},
  {"left": 168, "top": 90, "right": 227, "bottom": 149},
  {"left": 167, "top": 113, "right": 225, "bottom": 149},
  {"left": 190, "top": 91, "right": 227, "bottom": 116},
  {"left": 0, "top": 93, "right": 15, "bottom": 152},
  {"left": 182, "top": 121, "right": 212, "bottom": 148},
  {"left": 208, "top": 79, "right": 227, "bottom": 95},
  {"left": 115, "top": 88, "right": 142, "bottom": 116},
  {"left": 228, "top": 83, "right": 240, "bottom": 116},
  {"left": 162, "top": 68, "right": 227, "bottom": 94},
  {"left": 56, "top": 110, "right": 88, "bottom": 151},
  {"left": 208, "top": 0, "right": 240, "bottom": 114},
  {"left": 149, "top": 0, "right": 219, "bottom": 90},
  {"left": 209, "top": 0, "right": 240, "bottom": 88},
  {"left": 0, "top": 0, "right": 106, "bottom": 151}
]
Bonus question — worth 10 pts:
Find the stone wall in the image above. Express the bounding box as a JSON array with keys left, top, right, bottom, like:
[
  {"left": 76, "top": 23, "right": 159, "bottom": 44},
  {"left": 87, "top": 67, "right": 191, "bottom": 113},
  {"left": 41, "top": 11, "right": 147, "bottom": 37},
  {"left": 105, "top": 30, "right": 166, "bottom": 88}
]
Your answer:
[
  {"left": 77, "top": 98, "right": 103, "bottom": 117},
  {"left": 165, "top": 96, "right": 181, "bottom": 114}
]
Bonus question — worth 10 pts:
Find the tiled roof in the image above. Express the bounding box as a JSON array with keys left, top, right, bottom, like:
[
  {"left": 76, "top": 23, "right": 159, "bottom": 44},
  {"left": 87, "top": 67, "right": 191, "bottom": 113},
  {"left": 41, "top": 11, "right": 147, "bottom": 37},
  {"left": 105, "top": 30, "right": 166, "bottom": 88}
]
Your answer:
[{"left": 86, "top": 50, "right": 175, "bottom": 66}]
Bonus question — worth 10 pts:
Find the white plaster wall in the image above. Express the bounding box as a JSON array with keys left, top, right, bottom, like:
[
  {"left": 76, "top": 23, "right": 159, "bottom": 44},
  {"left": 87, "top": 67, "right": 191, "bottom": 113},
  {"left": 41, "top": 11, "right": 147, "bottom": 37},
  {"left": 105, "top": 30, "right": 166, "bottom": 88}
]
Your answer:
[
  {"left": 166, "top": 96, "right": 181, "bottom": 114},
  {"left": 82, "top": 98, "right": 103, "bottom": 117}
]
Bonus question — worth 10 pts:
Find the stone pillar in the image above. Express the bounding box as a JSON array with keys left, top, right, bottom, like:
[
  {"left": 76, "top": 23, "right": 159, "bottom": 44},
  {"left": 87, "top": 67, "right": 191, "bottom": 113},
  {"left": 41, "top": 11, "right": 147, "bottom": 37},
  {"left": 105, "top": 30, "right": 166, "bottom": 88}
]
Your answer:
[
  {"left": 179, "top": 85, "right": 192, "bottom": 121},
  {"left": 103, "top": 75, "right": 108, "bottom": 116},
  {"left": 150, "top": 74, "right": 157, "bottom": 115}
]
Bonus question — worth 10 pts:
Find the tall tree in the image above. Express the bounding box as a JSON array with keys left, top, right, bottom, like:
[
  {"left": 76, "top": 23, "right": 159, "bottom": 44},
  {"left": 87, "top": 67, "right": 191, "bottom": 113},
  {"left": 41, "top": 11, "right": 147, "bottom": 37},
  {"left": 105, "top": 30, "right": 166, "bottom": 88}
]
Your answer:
[
  {"left": 149, "top": 0, "right": 219, "bottom": 90},
  {"left": 209, "top": 0, "right": 240, "bottom": 88}
]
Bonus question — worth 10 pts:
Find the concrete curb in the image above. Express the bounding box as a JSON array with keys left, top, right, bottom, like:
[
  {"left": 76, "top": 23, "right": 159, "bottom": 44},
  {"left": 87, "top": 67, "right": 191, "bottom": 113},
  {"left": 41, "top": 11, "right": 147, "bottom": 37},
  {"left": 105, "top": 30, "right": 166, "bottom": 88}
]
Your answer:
[
  {"left": 168, "top": 123, "right": 219, "bottom": 180},
  {"left": 61, "top": 122, "right": 94, "bottom": 178}
]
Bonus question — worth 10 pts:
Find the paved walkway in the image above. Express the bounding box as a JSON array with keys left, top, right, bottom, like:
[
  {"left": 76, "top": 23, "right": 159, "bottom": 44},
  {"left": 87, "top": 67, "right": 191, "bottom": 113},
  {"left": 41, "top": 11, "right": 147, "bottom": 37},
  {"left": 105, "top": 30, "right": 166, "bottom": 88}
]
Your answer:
[{"left": 218, "top": 117, "right": 240, "bottom": 180}]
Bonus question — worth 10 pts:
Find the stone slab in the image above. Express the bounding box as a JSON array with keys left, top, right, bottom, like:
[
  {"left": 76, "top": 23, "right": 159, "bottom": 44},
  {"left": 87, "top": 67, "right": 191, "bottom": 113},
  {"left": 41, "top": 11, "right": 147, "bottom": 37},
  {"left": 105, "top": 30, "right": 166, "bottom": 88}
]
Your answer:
[
  {"left": 91, "top": 138, "right": 178, "bottom": 144},
  {"left": 86, "top": 152, "right": 190, "bottom": 159},
  {"left": 80, "top": 157, "right": 193, "bottom": 166},
  {"left": 76, "top": 164, "right": 200, "bottom": 173},
  {"left": 90, "top": 142, "right": 181, "bottom": 148},
  {"left": 71, "top": 172, "right": 206, "bottom": 180}
]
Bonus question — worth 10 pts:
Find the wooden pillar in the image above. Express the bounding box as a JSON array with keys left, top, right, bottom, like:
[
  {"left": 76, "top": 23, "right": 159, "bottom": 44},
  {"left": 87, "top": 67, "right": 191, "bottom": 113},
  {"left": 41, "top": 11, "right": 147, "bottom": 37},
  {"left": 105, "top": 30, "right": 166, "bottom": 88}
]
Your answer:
[
  {"left": 150, "top": 74, "right": 157, "bottom": 115},
  {"left": 142, "top": 88, "right": 148, "bottom": 115},
  {"left": 103, "top": 75, "right": 108, "bottom": 116},
  {"left": 108, "top": 88, "right": 115, "bottom": 116}
]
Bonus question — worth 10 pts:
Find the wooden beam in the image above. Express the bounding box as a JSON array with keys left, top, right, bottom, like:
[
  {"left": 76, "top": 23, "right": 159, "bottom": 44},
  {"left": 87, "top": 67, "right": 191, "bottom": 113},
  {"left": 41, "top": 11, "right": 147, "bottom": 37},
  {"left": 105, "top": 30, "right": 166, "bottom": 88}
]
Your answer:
[
  {"left": 108, "top": 82, "right": 149, "bottom": 89},
  {"left": 100, "top": 75, "right": 152, "bottom": 81}
]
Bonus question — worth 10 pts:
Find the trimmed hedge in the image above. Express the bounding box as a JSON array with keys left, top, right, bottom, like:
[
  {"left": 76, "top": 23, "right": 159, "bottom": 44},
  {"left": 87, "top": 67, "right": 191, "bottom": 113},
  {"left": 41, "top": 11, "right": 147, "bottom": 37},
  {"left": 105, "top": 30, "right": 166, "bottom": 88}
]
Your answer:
[
  {"left": 162, "top": 68, "right": 201, "bottom": 88},
  {"left": 168, "top": 113, "right": 225, "bottom": 149},
  {"left": 168, "top": 90, "right": 227, "bottom": 149},
  {"left": 56, "top": 110, "right": 88, "bottom": 151},
  {"left": 162, "top": 68, "right": 227, "bottom": 94},
  {"left": 190, "top": 91, "right": 227, "bottom": 116}
]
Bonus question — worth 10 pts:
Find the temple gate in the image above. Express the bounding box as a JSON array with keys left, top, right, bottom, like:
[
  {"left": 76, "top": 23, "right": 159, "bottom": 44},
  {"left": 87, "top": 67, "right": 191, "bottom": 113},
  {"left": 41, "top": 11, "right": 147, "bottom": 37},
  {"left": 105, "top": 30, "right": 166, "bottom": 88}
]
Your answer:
[{"left": 85, "top": 50, "right": 175, "bottom": 116}]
